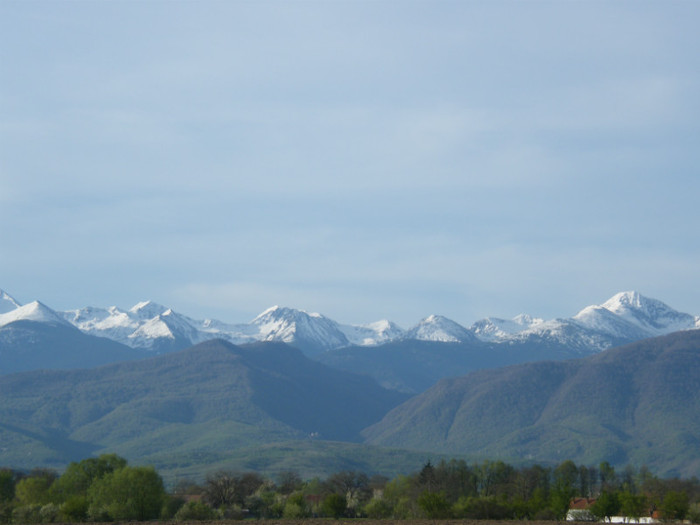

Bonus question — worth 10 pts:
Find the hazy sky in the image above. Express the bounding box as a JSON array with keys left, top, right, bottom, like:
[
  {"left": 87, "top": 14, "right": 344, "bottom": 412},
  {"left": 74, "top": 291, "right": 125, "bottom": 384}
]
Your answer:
[{"left": 1, "top": 2, "right": 698, "bottom": 327}]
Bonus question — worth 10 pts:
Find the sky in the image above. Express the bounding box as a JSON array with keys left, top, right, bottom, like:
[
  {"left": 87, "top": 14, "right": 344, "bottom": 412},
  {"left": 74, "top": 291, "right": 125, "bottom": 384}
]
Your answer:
[{"left": 1, "top": 1, "right": 699, "bottom": 328}]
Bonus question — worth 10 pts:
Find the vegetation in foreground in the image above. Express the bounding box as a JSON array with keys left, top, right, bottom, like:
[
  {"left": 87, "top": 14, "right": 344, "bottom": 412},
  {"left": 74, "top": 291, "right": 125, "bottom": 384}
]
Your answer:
[{"left": 1, "top": 454, "right": 700, "bottom": 523}]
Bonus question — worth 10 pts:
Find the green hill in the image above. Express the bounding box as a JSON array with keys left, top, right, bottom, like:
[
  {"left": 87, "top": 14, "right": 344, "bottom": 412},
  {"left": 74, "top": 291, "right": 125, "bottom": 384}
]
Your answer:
[
  {"left": 0, "top": 339, "right": 408, "bottom": 478},
  {"left": 363, "top": 330, "right": 700, "bottom": 477}
]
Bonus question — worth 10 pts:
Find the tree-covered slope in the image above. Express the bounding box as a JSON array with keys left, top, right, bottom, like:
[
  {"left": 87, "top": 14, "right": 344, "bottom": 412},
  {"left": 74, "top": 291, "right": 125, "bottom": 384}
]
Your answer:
[
  {"left": 316, "top": 337, "right": 593, "bottom": 394},
  {"left": 362, "top": 330, "right": 700, "bottom": 477},
  {"left": 0, "top": 339, "right": 408, "bottom": 472}
]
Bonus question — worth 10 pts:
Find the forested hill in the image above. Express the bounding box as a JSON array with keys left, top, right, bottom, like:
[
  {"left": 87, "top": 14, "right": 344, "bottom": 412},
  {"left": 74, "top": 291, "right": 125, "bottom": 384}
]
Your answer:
[
  {"left": 0, "top": 339, "right": 408, "bottom": 471},
  {"left": 363, "top": 329, "right": 700, "bottom": 477}
]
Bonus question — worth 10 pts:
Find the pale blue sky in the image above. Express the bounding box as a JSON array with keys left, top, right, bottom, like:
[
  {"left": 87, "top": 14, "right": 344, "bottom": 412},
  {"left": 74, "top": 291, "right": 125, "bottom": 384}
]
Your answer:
[{"left": 1, "top": 1, "right": 698, "bottom": 326}]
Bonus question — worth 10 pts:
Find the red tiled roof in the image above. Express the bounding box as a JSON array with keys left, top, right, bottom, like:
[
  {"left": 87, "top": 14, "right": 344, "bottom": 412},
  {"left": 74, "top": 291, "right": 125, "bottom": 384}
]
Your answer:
[{"left": 569, "top": 497, "right": 596, "bottom": 509}]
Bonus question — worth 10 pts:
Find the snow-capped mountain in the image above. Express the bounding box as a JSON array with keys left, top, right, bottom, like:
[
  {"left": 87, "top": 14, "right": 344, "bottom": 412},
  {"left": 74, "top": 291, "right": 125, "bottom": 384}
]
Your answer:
[
  {"left": 469, "top": 291, "right": 700, "bottom": 353},
  {"left": 248, "top": 306, "right": 350, "bottom": 354},
  {"left": 1, "top": 287, "right": 698, "bottom": 357},
  {"left": 59, "top": 302, "right": 401, "bottom": 355},
  {"left": 0, "top": 300, "right": 70, "bottom": 328},
  {"left": 63, "top": 302, "right": 253, "bottom": 353},
  {"left": 405, "top": 314, "right": 477, "bottom": 343},
  {"left": 339, "top": 320, "right": 405, "bottom": 346},
  {"left": 471, "top": 314, "right": 545, "bottom": 342},
  {"left": 583, "top": 291, "right": 698, "bottom": 336}
]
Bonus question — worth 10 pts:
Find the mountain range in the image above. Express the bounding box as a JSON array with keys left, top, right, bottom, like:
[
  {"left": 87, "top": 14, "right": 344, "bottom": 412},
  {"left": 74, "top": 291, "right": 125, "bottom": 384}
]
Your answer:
[
  {"left": 1, "top": 329, "right": 698, "bottom": 480},
  {"left": 363, "top": 329, "right": 700, "bottom": 478},
  {"left": 0, "top": 339, "right": 409, "bottom": 478},
  {"left": 2, "top": 288, "right": 698, "bottom": 358},
  {"left": 3, "top": 288, "right": 698, "bottom": 393}
]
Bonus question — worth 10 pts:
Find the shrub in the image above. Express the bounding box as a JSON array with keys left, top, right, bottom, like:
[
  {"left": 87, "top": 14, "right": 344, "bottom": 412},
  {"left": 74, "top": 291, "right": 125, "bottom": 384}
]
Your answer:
[
  {"left": 364, "top": 497, "right": 392, "bottom": 519},
  {"left": 174, "top": 501, "right": 219, "bottom": 521},
  {"left": 160, "top": 495, "right": 185, "bottom": 519},
  {"left": 687, "top": 503, "right": 700, "bottom": 524},
  {"left": 12, "top": 504, "right": 42, "bottom": 524}
]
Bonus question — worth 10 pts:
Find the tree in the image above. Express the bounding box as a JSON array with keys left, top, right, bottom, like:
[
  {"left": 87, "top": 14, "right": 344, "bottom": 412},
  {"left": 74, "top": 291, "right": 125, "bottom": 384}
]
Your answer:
[
  {"left": 51, "top": 454, "right": 127, "bottom": 502},
  {"left": 15, "top": 472, "right": 56, "bottom": 507},
  {"left": 619, "top": 491, "right": 647, "bottom": 522},
  {"left": 282, "top": 492, "right": 310, "bottom": 519},
  {"left": 87, "top": 466, "right": 165, "bottom": 521},
  {"left": 0, "top": 470, "right": 14, "bottom": 503},
  {"left": 321, "top": 493, "right": 347, "bottom": 518},
  {"left": 326, "top": 471, "right": 370, "bottom": 514},
  {"left": 591, "top": 491, "right": 621, "bottom": 522},
  {"left": 477, "top": 460, "right": 513, "bottom": 497},
  {"left": 276, "top": 471, "right": 302, "bottom": 495},
  {"left": 417, "top": 490, "right": 451, "bottom": 518},
  {"left": 363, "top": 497, "right": 392, "bottom": 519},
  {"left": 59, "top": 495, "right": 89, "bottom": 522},
  {"left": 599, "top": 461, "right": 619, "bottom": 492},
  {"left": 551, "top": 460, "right": 579, "bottom": 519},
  {"left": 418, "top": 462, "right": 436, "bottom": 492},
  {"left": 203, "top": 471, "right": 238, "bottom": 508},
  {"left": 661, "top": 491, "right": 689, "bottom": 521}
]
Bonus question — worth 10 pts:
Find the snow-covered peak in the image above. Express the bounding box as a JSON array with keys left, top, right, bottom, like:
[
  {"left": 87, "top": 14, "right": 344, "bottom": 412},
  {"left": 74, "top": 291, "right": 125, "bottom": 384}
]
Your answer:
[
  {"left": 129, "top": 300, "right": 169, "bottom": 319},
  {"left": 0, "top": 289, "right": 22, "bottom": 314},
  {"left": 602, "top": 290, "right": 644, "bottom": 311},
  {"left": 405, "top": 314, "right": 475, "bottom": 343},
  {"left": 340, "top": 319, "right": 406, "bottom": 346},
  {"left": 129, "top": 316, "right": 174, "bottom": 343},
  {"left": 0, "top": 301, "right": 69, "bottom": 328},
  {"left": 576, "top": 291, "right": 696, "bottom": 336},
  {"left": 471, "top": 314, "right": 545, "bottom": 342},
  {"left": 250, "top": 305, "right": 349, "bottom": 353}
]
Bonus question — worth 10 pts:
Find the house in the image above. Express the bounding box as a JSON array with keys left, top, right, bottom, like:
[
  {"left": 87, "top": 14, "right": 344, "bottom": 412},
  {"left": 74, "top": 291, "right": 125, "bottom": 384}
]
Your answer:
[
  {"left": 567, "top": 497, "right": 597, "bottom": 521},
  {"left": 566, "top": 497, "right": 660, "bottom": 523}
]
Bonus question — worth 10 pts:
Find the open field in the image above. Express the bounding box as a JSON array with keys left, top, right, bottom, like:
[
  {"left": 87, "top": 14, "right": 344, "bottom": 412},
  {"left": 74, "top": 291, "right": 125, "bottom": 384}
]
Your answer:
[{"left": 153, "top": 521, "right": 561, "bottom": 525}]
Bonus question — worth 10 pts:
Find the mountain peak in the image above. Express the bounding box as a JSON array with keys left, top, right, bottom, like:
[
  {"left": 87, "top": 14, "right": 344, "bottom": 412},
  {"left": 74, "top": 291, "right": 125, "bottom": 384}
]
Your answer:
[
  {"left": 129, "top": 300, "right": 169, "bottom": 319},
  {"left": 250, "top": 305, "right": 349, "bottom": 354},
  {"left": 252, "top": 305, "right": 301, "bottom": 322},
  {"left": 0, "top": 300, "right": 70, "bottom": 328},
  {"left": 602, "top": 290, "right": 646, "bottom": 312},
  {"left": 405, "top": 314, "right": 475, "bottom": 343},
  {"left": 575, "top": 291, "right": 695, "bottom": 338}
]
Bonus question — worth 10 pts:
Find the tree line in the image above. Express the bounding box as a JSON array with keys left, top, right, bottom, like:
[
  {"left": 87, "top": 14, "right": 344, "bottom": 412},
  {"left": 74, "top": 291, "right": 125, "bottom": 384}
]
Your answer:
[{"left": 1, "top": 455, "right": 699, "bottom": 523}]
